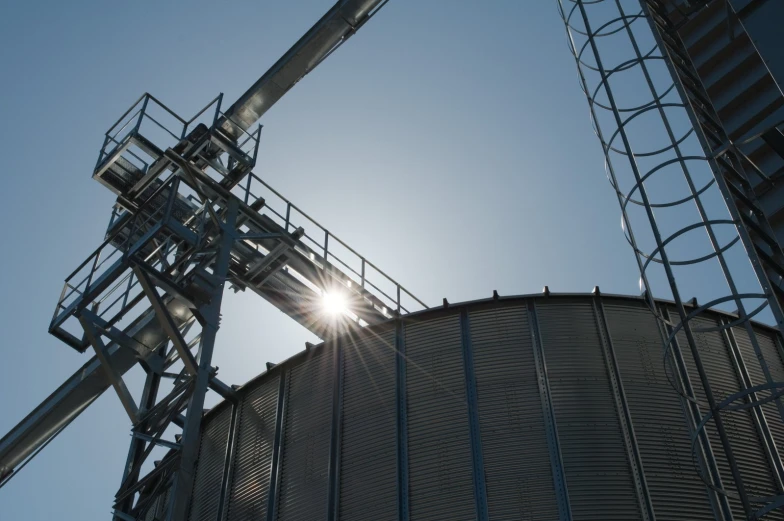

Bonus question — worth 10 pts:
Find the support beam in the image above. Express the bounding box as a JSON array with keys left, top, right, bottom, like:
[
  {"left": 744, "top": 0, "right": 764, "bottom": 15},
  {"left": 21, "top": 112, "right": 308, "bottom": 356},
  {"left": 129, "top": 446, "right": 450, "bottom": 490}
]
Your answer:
[
  {"left": 135, "top": 266, "right": 199, "bottom": 376},
  {"left": 80, "top": 316, "right": 139, "bottom": 424},
  {"left": 166, "top": 199, "right": 238, "bottom": 521},
  {"left": 79, "top": 309, "right": 161, "bottom": 369},
  {"left": 459, "top": 308, "right": 489, "bottom": 521}
]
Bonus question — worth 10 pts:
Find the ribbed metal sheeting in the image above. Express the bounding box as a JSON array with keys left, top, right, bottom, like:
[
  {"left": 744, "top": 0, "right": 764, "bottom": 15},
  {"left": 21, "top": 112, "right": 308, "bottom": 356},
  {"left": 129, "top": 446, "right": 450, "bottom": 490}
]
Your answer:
[
  {"left": 603, "top": 301, "right": 716, "bottom": 521},
  {"left": 183, "top": 294, "right": 784, "bottom": 521},
  {"left": 405, "top": 315, "right": 476, "bottom": 521},
  {"left": 276, "top": 350, "right": 334, "bottom": 521},
  {"left": 537, "top": 300, "right": 642, "bottom": 520},
  {"left": 188, "top": 404, "right": 232, "bottom": 521},
  {"left": 225, "top": 375, "right": 280, "bottom": 521},
  {"left": 338, "top": 328, "right": 397, "bottom": 521},
  {"left": 469, "top": 306, "right": 560, "bottom": 520}
]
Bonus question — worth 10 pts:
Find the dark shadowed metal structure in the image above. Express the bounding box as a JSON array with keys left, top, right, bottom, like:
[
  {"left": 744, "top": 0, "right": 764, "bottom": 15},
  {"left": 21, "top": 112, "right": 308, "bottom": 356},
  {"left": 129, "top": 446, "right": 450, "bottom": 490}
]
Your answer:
[{"left": 147, "top": 293, "right": 784, "bottom": 521}]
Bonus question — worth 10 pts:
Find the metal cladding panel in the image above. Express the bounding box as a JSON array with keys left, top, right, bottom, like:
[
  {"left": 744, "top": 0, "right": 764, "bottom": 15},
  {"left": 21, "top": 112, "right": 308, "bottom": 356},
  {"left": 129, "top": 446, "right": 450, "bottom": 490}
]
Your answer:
[
  {"left": 339, "top": 329, "right": 397, "bottom": 521},
  {"left": 405, "top": 314, "right": 476, "bottom": 521},
  {"left": 469, "top": 306, "right": 560, "bottom": 520},
  {"left": 184, "top": 295, "right": 784, "bottom": 521},
  {"left": 674, "top": 314, "right": 781, "bottom": 519},
  {"left": 604, "top": 302, "right": 715, "bottom": 521},
  {"left": 225, "top": 375, "right": 280, "bottom": 521},
  {"left": 276, "top": 350, "right": 334, "bottom": 521},
  {"left": 733, "top": 327, "right": 784, "bottom": 465},
  {"left": 536, "top": 300, "right": 641, "bottom": 521},
  {"left": 189, "top": 404, "right": 233, "bottom": 521}
]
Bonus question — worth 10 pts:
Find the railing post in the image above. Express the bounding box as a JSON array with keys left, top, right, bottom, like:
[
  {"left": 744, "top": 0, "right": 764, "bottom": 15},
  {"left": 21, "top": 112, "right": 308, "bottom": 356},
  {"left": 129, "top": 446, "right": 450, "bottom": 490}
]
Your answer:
[
  {"left": 96, "top": 135, "right": 110, "bottom": 170},
  {"left": 213, "top": 93, "right": 224, "bottom": 127},
  {"left": 285, "top": 203, "right": 291, "bottom": 232},
  {"left": 251, "top": 124, "right": 262, "bottom": 168},
  {"left": 84, "top": 250, "right": 103, "bottom": 293},
  {"left": 324, "top": 231, "right": 329, "bottom": 261},
  {"left": 133, "top": 95, "right": 150, "bottom": 135},
  {"left": 163, "top": 177, "right": 179, "bottom": 222},
  {"left": 361, "top": 259, "right": 366, "bottom": 288}
]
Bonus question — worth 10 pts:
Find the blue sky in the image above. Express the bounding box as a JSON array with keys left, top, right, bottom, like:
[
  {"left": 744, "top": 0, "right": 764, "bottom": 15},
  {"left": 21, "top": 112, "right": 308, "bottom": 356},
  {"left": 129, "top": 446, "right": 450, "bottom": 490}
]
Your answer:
[{"left": 0, "top": 1, "right": 682, "bottom": 518}]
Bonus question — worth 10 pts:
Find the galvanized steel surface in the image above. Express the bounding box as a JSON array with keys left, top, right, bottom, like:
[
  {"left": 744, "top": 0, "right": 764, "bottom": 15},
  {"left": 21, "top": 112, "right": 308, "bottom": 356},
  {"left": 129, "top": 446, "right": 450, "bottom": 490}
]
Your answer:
[
  {"left": 178, "top": 294, "right": 784, "bottom": 521},
  {"left": 188, "top": 405, "right": 232, "bottom": 521},
  {"left": 225, "top": 376, "right": 280, "bottom": 521}
]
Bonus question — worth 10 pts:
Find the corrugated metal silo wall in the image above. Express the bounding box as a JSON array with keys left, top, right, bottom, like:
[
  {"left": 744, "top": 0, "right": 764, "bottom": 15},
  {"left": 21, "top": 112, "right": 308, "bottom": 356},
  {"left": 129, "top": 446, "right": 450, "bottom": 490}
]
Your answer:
[{"left": 176, "top": 294, "right": 784, "bottom": 521}]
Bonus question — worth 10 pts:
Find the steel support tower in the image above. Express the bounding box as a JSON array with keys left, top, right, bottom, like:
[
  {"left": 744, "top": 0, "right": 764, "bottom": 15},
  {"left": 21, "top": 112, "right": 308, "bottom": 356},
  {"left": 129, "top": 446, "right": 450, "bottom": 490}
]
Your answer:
[{"left": 0, "top": 2, "right": 428, "bottom": 520}]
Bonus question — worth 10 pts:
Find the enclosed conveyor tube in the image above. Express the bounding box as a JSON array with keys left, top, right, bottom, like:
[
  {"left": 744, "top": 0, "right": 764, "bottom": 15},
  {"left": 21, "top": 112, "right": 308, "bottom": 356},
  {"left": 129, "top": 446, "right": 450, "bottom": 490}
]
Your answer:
[{"left": 219, "top": 0, "right": 388, "bottom": 140}]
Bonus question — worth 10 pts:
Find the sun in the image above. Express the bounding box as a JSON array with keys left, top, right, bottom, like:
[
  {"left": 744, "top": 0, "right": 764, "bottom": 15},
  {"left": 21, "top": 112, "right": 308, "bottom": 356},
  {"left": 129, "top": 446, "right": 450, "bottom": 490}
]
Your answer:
[{"left": 322, "top": 290, "right": 348, "bottom": 316}]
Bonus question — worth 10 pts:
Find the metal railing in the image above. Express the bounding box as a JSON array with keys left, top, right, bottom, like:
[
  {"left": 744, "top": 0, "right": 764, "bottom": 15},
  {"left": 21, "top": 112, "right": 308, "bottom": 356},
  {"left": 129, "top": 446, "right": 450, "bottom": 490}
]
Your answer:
[
  {"left": 232, "top": 171, "right": 427, "bottom": 316},
  {"left": 51, "top": 176, "right": 205, "bottom": 336},
  {"left": 95, "top": 93, "right": 261, "bottom": 184}
]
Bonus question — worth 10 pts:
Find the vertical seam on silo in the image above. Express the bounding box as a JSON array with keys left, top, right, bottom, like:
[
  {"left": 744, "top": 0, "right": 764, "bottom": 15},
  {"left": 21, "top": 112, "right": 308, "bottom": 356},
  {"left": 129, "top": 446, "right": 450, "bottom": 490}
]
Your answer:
[
  {"left": 216, "top": 401, "right": 240, "bottom": 521},
  {"left": 459, "top": 307, "right": 489, "bottom": 521},
  {"left": 774, "top": 335, "right": 784, "bottom": 368},
  {"left": 722, "top": 322, "right": 784, "bottom": 493},
  {"left": 395, "top": 318, "right": 410, "bottom": 521},
  {"left": 529, "top": 299, "right": 573, "bottom": 521},
  {"left": 266, "top": 371, "right": 287, "bottom": 521},
  {"left": 659, "top": 306, "right": 734, "bottom": 521},
  {"left": 327, "top": 339, "right": 345, "bottom": 521},
  {"left": 593, "top": 297, "right": 656, "bottom": 521}
]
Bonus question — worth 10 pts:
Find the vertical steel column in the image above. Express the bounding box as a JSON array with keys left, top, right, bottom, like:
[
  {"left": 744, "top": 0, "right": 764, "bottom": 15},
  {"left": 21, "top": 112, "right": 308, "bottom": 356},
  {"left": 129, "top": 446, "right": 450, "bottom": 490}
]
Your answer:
[
  {"left": 266, "top": 371, "right": 288, "bottom": 521},
  {"left": 114, "top": 354, "right": 163, "bottom": 520},
  {"left": 395, "top": 318, "right": 410, "bottom": 521},
  {"left": 528, "top": 300, "right": 572, "bottom": 521},
  {"left": 593, "top": 294, "right": 656, "bottom": 521},
  {"left": 326, "top": 338, "right": 344, "bottom": 521},
  {"left": 217, "top": 401, "right": 240, "bottom": 521},
  {"left": 167, "top": 199, "right": 238, "bottom": 521},
  {"left": 459, "top": 308, "right": 489, "bottom": 521}
]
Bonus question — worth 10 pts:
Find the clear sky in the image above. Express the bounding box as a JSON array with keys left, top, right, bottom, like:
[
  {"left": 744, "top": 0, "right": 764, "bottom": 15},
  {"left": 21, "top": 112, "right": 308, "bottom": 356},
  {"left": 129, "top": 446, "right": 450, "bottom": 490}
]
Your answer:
[{"left": 0, "top": 0, "right": 705, "bottom": 518}]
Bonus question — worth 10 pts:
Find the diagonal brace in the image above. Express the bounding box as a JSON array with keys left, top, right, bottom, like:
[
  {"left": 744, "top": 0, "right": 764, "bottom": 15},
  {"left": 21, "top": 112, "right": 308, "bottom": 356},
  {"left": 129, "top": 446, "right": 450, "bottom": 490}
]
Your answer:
[
  {"left": 134, "top": 265, "right": 199, "bottom": 376},
  {"left": 79, "top": 315, "right": 139, "bottom": 423}
]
